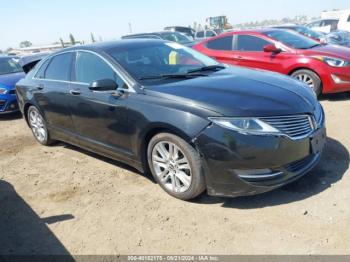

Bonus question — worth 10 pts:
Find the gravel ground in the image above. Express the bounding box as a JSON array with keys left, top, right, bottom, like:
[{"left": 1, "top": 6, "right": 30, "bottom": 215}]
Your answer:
[{"left": 0, "top": 93, "right": 350, "bottom": 255}]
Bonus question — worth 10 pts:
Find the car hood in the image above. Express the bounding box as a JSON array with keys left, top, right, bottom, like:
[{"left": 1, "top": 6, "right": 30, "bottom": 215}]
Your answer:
[
  {"left": 0, "top": 72, "right": 25, "bottom": 89},
  {"left": 299, "top": 44, "right": 350, "bottom": 59},
  {"left": 146, "top": 67, "right": 317, "bottom": 117}
]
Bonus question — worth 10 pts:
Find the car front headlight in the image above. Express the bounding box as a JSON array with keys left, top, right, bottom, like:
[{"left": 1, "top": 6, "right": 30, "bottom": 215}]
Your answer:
[
  {"left": 312, "top": 56, "right": 350, "bottom": 67},
  {"left": 0, "top": 88, "right": 8, "bottom": 94},
  {"left": 209, "top": 117, "right": 281, "bottom": 135}
]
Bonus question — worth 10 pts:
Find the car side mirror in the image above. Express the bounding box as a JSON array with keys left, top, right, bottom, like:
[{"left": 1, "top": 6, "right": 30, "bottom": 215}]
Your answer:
[
  {"left": 89, "top": 79, "right": 118, "bottom": 91},
  {"left": 263, "top": 44, "right": 281, "bottom": 53}
]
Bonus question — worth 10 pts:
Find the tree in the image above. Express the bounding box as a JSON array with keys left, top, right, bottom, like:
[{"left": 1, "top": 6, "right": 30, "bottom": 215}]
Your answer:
[
  {"left": 19, "top": 41, "right": 32, "bottom": 48},
  {"left": 69, "top": 34, "right": 76, "bottom": 45},
  {"left": 59, "top": 38, "right": 65, "bottom": 48},
  {"left": 90, "top": 33, "right": 96, "bottom": 43}
]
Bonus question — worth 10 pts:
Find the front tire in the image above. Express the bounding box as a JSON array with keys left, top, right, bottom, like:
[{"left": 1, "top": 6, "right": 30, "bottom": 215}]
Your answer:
[
  {"left": 27, "top": 106, "right": 53, "bottom": 146},
  {"left": 147, "top": 133, "right": 206, "bottom": 200},
  {"left": 291, "top": 69, "right": 322, "bottom": 96}
]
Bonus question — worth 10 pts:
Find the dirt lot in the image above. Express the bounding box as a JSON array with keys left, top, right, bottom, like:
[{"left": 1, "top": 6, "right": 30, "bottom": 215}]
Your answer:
[{"left": 0, "top": 93, "right": 350, "bottom": 255}]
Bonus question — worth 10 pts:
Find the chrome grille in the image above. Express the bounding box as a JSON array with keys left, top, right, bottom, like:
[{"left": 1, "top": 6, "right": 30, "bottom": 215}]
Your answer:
[{"left": 260, "top": 115, "right": 314, "bottom": 139}]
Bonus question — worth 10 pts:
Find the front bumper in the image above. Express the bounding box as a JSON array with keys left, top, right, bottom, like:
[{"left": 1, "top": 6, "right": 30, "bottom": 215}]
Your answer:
[
  {"left": 195, "top": 123, "right": 326, "bottom": 198},
  {"left": 0, "top": 93, "right": 19, "bottom": 114},
  {"left": 321, "top": 66, "right": 350, "bottom": 93}
]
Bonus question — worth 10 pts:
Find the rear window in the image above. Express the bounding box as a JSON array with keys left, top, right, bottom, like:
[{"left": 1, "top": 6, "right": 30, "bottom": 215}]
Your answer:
[
  {"left": 44, "top": 53, "right": 72, "bottom": 81},
  {"left": 206, "top": 36, "right": 233, "bottom": 51}
]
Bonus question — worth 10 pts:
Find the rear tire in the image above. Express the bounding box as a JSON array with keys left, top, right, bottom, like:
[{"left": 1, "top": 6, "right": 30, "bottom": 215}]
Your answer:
[
  {"left": 27, "top": 106, "right": 54, "bottom": 146},
  {"left": 291, "top": 69, "right": 322, "bottom": 96},
  {"left": 147, "top": 133, "right": 206, "bottom": 200}
]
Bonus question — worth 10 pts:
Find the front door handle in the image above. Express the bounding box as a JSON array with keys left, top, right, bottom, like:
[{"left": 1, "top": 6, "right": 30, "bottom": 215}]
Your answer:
[
  {"left": 69, "top": 89, "right": 81, "bottom": 95},
  {"left": 36, "top": 84, "right": 44, "bottom": 90}
]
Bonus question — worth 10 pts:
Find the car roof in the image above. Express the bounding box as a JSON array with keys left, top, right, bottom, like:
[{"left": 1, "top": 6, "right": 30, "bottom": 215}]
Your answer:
[
  {"left": 199, "top": 28, "right": 290, "bottom": 42},
  {"left": 55, "top": 39, "right": 168, "bottom": 54},
  {"left": 165, "top": 26, "right": 192, "bottom": 29},
  {"left": 123, "top": 31, "right": 181, "bottom": 38},
  {"left": 274, "top": 25, "right": 299, "bottom": 28},
  {"left": 309, "top": 18, "right": 339, "bottom": 22},
  {"left": 222, "top": 28, "right": 282, "bottom": 35},
  {"left": 196, "top": 30, "right": 215, "bottom": 33}
]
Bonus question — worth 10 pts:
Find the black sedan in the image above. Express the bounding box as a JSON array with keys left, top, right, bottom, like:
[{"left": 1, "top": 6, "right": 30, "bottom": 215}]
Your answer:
[{"left": 16, "top": 40, "right": 326, "bottom": 200}]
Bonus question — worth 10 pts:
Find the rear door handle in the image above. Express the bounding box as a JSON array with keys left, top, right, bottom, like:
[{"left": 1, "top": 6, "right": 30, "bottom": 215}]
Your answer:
[{"left": 69, "top": 89, "right": 81, "bottom": 95}]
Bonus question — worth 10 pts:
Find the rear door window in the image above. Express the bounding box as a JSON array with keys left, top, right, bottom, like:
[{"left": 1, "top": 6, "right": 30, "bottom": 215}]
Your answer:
[
  {"left": 44, "top": 53, "right": 73, "bottom": 81},
  {"left": 35, "top": 60, "right": 50, "bottom": 79},
  {"left": 235, "top": 35, "right": 271, "bottom": 51},
  {"left": 206, "top": 36, "right": 233, "bottom": 51}
]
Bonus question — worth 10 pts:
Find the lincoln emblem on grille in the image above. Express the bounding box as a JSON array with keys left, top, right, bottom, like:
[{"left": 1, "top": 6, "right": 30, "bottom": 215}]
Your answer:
[{"left": 309, "top": 115, "right": 318, "bottom": 130}]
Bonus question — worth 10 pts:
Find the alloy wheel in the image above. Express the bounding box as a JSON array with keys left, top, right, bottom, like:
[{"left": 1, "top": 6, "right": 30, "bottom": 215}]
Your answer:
[
  {"left": 151, "top": 141, "right": 192, "bottom": 193},
  {"left": 29, "top": 108, "right": 47, "bottom": 143},
  {"left": 294, "top": 73, "right": 315, "bottom": 89}
]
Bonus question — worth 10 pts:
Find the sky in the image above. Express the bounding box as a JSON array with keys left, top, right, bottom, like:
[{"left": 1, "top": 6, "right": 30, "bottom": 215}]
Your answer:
[{"left": 1, "top": 0, "right": 349, "bottom": 50}]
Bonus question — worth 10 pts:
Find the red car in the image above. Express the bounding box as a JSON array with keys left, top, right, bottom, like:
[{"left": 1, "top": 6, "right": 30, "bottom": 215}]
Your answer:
[{"left": 193, "top": 29, "right": 350, "bottom": 95}]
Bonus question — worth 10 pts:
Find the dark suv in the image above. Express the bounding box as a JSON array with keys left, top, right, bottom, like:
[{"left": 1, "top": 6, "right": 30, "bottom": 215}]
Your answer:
[{"left": 164, "top": 26, "right": 196, "bottom": 39}]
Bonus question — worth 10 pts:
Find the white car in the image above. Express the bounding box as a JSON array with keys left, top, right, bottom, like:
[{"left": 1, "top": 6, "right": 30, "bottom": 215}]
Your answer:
[
  {"left": 305, "top": 19, "right": 339, "bottom": 33},
  {"left": 337, "top": 11, "right": 350, "bottom": 32}
]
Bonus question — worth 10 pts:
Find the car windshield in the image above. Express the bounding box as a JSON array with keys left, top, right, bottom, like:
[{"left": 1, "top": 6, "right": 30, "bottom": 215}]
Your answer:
[
  {"left": 263, "top": 30, "right": 320, "bottom": 49},
  {"left": 0, "top": 57, "right": 23, "bottom": 75},
  {"left": 107, "top": 42, "right": 220, "bottom": 85},
  {"left": 160, "top": 32, "right": 192, "bottom": 44},
  {"left": 294, "top": 26, "right": 324, "bottom": 39}
]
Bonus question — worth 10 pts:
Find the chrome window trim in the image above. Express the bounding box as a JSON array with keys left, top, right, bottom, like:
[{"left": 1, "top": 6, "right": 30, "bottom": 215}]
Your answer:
[{"left": 32, "top": 49, "right": 136, "bottom": 93}]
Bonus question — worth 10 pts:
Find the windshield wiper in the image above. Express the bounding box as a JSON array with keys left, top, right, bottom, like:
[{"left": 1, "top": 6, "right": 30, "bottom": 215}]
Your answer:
[
  {"left": 308, "top": 44, "right": 322, "bottom": 49},
  {"left": 187, "top": 65, "right": 226, "bottom": 74},
  {"left": 299, "top": 44, "right": 321, "bottom": 49},
  {"left": 139, "top": 73, "right": 208, "bottom": 80}
]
